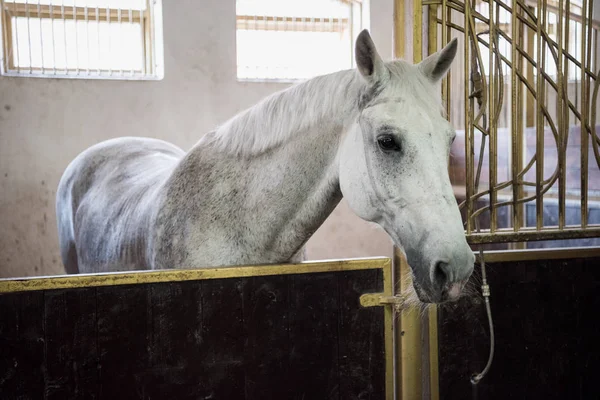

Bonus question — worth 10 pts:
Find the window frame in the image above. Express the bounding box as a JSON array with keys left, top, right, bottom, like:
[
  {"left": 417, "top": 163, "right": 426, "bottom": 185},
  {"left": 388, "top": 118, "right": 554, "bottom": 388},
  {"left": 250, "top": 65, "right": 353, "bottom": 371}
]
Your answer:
[{"left": 0, "top": 0, "right": 164, "bottom": 80}]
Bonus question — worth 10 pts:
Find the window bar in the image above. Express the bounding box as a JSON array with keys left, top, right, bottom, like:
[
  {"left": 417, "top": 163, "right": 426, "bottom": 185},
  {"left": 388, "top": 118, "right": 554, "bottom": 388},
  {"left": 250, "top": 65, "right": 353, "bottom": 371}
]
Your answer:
[
  {"left": 37, "top": 0, "right": 43, "bottom": 73},
  {"left": 129, "top": 6, "right": 133, "bottom": 76},
  {"left": 139, "top": 0, "right": 145, "bottom": 76},
  {"left": 95, "top": 4, "right": 99, "bottom": 75},
  {"left": 25, "top": 0, "right": 32, "bottom": 73},
  {"left": 61, "top": 1, "right": 67, "bottom": 74},
  {"left": 73, "top": 0, "right": 79, "bottom": 75},
  {"left": 1, "top": 0, "right": 10, "bottom": 72},
  {"left": 49, "top": 1, "right": 56, "bottom": 75},
  {"left": 149, "top": 0, "right": 155, "bottom": 77},
  {"left": 106, "top": 4, "right": 112, "bottom": 76},
  {"left": 84, "top": 3, "right": 90, "bottom": 76},
  {"left": 118, "top": 6, "right": 122, "bottom": 76},
  {"left": 253, "top": 13, "right": 257, "bottom": 78}
]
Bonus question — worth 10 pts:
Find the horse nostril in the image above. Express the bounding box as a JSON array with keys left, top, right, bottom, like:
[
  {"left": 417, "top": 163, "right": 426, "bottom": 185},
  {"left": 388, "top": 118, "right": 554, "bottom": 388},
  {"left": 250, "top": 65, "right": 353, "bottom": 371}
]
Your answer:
[{"left": 434, "top": 261, "right": 451, "bottom": 288}]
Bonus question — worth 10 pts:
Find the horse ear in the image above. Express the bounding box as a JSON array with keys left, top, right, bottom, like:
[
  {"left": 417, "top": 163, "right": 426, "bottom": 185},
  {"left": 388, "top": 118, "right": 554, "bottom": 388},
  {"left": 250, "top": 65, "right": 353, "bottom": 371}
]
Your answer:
[
  {"left": 418, "top": 38, "right": 458, "bottom": 82},
  {"left": 355, "top": 29, "right": 386, "bottom": 83}
]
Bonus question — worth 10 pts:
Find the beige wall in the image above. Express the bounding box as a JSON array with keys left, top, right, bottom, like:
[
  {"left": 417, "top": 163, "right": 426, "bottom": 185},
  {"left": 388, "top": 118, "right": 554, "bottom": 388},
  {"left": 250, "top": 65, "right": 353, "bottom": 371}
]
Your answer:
[{"left": 0, "top": 0, "right": 394, "bottom": 278}]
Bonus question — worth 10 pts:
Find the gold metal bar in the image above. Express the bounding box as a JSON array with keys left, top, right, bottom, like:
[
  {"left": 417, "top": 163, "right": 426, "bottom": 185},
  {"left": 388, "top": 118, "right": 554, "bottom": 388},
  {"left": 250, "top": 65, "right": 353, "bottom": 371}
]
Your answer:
[
  {"left": 428, "top": 305, "right": 439, "bottom": 400},
  {"left": 428, "top": 4, "right": 438, "bottom": 56},
  {"left": 489, "top": 0, "right": 497, "bottom": 233},
  {"left": 395, "top": 248, "right": 422, "bottom": 400},
  {"left": 465, "top": 226, "right": 600, "bottom": 244},
  {"left": 395, "top": 0, "right": 406, "bottom": 59},
  {"left": 511, "top": 0, "right": 521, "bottom": 234},
  {"left": 442, "top": 0, "right": 451, "bottom": 118},
  {"left": 478, "top": 246, "right": 600, "bottom": 263},
  {"left": 0, "top": 257, "right": 391, "bottom": 294},
  {"left": 581, "top": 0, "right": 589, "bottom": 229},
  {"left": 413, "top": 0, "right": 423, "bottom": 62},
  {"left": 557, "top": 0, "right": 566, "bottom": 229},
  {"left": 535, "top": 0, "right": 544, "bottom": 230},
  {"left": 465, "top": 0, "right": 474, "bottom": 235},
  {"left": 382, "top": 259, "right": 395, "bottom": 400},
  {"left": 427, "top": 7, "right": 439, "bottom": 399}
]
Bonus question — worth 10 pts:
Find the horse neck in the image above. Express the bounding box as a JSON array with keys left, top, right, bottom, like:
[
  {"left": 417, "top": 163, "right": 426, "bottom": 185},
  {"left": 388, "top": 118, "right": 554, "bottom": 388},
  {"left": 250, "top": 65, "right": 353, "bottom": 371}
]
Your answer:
[{"left": 185, "top": 70, "right": 367, "bottom": 262}]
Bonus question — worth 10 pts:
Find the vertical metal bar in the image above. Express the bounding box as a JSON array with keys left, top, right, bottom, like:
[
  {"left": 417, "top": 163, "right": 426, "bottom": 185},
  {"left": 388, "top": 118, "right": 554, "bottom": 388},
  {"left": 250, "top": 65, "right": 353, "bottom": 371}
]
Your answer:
[
  {"left": 106, "top": 5, "right": 112, "bottom": 76},
  {"left": 95, "top": 4, "right": 99, "bottom": 75},
  {"left": 442, "top": 0, "right": 450, "bottom": 118},
  {"left": 393, "top": 3, "right": 405, "bottom": 397},
  {"left": 49, "top": 1, "right": 56, "bottom": 75},
  {"left": 13, "top": 0, "right": 21, "bottom": 72},
  {"left": 73, "top": 0, "right": 79, "bottom": 75},
  {"left": 37, "top": 0, "right": 43, "bottom": 73},
  {"left": 394, "top": 0, "right": 405, "bottom": 59},
  {"left": 25, "top": 0, "right": 32, "bottom": 72},
  {"left": 85, "top": 3, "right": 90, "bottom": 75},
  {"left": 580, "top": 0, "right": 589, "bottom": 228},
  {"left": 535, "top": 0, "right": 544, "bottom": 230},
  {"left": 117, "top": 6, "right": 122, "bottom": 76},
  {"left": 465, "top": 0, "right": 473, "bottom": 235},
  {"left": 413, "top": 0, "right": 422, "bottom": 62},
  {"left": 489, "top": 0, "right": 497, "bottom": 233},
  {"left": 382, "top": 261, "right": 395, "bottom": 400},
  {"left": 556, "top": 0, "right": 566, "bottom": 229},
  {"left": 427, "top": 6, "right": 439, "bottom": 398},
  {"left": 510, "top": 0, "right": 520, "bottom": 232},
  {"left": 61, "top": 1, "right": 67, "bottom": 74},
  {"left": 129, "top": 6, "right": 133, "bottom": 76},
  {"left": 396, "top": 248, "right": 422, "bottom": 400},
  {"left": 1, "top": 0, "right": 10, "bottom": 72},
  {"left": 140, "top": 0, "right": 145, "bottom": 76}
]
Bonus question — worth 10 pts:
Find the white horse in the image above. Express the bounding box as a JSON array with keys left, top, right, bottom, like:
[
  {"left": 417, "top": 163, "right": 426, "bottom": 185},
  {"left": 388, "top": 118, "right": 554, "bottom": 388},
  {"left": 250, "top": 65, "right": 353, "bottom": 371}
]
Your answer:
[{"left": 56, "top": 30, "right": 474, "bottom": 303}]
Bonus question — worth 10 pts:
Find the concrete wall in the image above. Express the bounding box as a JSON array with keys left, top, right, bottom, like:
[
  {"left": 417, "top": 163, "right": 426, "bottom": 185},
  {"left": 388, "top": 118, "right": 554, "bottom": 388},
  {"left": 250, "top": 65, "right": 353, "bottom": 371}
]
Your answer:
[{"left": 0, "top": 0, "right": 394, "bottom": 277}]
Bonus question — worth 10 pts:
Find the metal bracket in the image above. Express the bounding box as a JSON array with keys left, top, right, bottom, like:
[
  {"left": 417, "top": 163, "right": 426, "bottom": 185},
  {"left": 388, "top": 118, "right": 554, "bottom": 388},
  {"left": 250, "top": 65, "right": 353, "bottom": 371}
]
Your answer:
[{"left": 360, "top": 293, "right": 406, "bottom": 311}]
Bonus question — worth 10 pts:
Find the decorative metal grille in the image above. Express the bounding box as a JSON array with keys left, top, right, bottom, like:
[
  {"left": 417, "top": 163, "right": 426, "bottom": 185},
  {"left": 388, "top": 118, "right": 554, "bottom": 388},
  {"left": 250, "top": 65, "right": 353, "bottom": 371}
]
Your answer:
[{"left": 418, "top": 0, "right": 599, "bottom": 244}]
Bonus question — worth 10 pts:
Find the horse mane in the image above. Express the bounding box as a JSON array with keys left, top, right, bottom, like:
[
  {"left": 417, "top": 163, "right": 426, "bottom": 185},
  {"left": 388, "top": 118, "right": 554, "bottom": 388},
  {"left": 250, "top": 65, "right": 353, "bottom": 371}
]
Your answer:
[
  {"left": 213, "top": 60, "right": 445, "bottom": 156},
  {"left": 213, "top": 68, "right": 366, "bottom": 156}
]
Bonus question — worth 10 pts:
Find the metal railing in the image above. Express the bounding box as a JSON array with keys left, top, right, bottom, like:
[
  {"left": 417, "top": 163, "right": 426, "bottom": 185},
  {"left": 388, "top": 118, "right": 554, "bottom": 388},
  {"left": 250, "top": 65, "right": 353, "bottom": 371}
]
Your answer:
[{"left": 416, "top": 0, "right": 600, "bottom": 244}]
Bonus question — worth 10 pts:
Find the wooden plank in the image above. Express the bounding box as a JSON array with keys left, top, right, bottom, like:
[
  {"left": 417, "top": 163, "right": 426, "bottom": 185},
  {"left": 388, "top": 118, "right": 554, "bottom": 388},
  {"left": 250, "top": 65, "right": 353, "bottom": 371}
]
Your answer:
[
  {"left": 96, "top": 285, "right": 150, "bottom": 399},
  {"left": 243, "top": 275, "right": 291, "bottom": 400},
  {"left": 287, "top": 272, "right": 341, "bottom": 399},
  {"left": 44, "top": 288, "right": 99, "bottom": 399},
  {"left": 0, "top": 291, "right": 45, "bottom": 399},
  {"left": 197, "top": 279, "right": 245, "bottom": 398},
  {"left": 338, "top": 269, "right": 385, "bottom": 400}
]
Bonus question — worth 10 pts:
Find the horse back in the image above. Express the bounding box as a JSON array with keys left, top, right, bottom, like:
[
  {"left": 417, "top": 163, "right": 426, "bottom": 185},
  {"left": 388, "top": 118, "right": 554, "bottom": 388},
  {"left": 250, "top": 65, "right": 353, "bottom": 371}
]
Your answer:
[{"left": 56, "top": 137, "right": 185, "bottom": 273}]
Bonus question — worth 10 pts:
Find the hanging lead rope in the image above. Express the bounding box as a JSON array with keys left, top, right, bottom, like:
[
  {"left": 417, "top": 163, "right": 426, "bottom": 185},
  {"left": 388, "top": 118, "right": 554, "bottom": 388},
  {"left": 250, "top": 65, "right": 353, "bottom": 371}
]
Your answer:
[{"left": 468, "top": 32, "right": 495, "bottom": 386}]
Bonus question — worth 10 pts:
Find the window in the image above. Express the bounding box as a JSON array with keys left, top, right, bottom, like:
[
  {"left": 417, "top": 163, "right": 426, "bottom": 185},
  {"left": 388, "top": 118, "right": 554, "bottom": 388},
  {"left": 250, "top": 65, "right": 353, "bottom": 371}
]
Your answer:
[
  {"left": 236, "top": 0, "right": 365, "bottom": 81},
  {"left": 0, "top": 0, "right": 164, "bottom": 80}
]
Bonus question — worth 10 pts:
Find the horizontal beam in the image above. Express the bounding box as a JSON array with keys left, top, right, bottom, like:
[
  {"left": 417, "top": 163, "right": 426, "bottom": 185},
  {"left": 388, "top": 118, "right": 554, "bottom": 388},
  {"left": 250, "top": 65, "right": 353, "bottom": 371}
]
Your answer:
[
  {"left": 4, "top": 3, "right": 143, "bottom": 23},
  {"left": 0, "top": 257, "right": 391, "bottom": 294},
  {"left": 236, "top": 15, "right": 349, "bottom": 32},
  {"left": 466, "top": 227, "right": 600, "bottom": 244}
]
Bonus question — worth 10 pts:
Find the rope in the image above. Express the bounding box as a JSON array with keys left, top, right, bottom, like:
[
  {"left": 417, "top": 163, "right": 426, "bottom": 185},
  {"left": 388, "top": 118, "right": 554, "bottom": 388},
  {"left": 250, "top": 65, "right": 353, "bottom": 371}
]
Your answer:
[{"left": 467, "top": 36, "right": 496, "bottom": 387}]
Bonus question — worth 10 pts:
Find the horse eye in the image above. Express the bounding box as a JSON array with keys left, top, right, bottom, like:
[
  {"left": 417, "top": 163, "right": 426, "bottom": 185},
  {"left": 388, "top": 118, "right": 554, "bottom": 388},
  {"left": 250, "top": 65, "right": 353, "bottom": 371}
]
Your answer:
[
  {"left": 450, "top": 134, "right": 456, "bottom": 145},
  {"left": 377, "top": 135, "right": 401, "bottom": 151}
]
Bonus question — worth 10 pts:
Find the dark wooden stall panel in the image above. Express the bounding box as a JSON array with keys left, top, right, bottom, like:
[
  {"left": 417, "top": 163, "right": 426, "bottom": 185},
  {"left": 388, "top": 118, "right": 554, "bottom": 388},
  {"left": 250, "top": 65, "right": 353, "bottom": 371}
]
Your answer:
[
  {"left": 438, "top": 255, "right": 600, "bottom": 400},
  {"left": 0, "top": 269, "right": 385, "bottom": 400}
]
